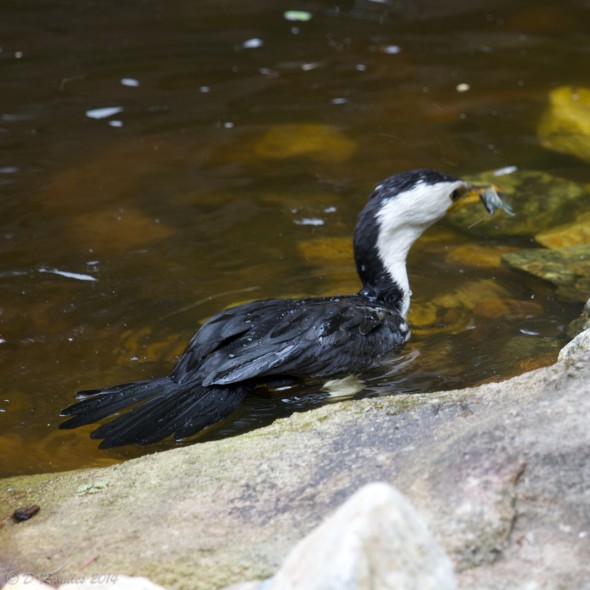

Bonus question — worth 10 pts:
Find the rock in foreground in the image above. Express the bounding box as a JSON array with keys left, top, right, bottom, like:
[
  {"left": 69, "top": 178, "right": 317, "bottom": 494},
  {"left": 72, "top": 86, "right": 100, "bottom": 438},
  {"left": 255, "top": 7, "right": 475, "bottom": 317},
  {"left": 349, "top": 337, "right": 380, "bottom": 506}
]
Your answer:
[
  {"left": 1, "top": 333, "right": 590, "bottom": 590},
  {"left": 1, "top": 576, "right": 164, "bottom": 590},
  {"left": 263, "top": 482, "right": 456, "bottom": 590}
]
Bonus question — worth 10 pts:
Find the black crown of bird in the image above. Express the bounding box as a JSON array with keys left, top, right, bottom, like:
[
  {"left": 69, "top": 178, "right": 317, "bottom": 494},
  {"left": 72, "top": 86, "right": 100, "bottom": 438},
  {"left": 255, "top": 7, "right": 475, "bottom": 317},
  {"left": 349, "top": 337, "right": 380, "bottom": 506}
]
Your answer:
[{"left": 60, "top": 169, "right": 512, "bottom": 448}]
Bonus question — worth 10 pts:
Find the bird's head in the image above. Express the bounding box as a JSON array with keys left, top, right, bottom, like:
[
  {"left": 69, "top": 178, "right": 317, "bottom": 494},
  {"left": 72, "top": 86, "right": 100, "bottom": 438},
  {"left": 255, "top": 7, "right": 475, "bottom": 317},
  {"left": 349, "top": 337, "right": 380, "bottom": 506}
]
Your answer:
[
  {"left": 354, "top": 169, "right": 507, "bottom": 315},
  {"left": 368, "top": 169, "right": 483, "bottom": 231}
]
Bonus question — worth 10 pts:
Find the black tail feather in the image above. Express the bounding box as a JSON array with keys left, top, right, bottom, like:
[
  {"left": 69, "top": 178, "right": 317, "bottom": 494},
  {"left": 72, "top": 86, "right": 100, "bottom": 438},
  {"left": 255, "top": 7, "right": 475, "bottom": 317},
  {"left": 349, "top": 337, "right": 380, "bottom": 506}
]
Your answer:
[
  {"left": 60, "top": 379, "right": 169, "bottom": 429},
  {"left": 59, "top": 378, "right": 248, "bottom": 448},
  {"left": 121, "top": 387, "right": 247, "bottom": 446},
  {"left": 74, "top": 381, "right": 144, "bottom": 400},
  {"left": 89, "top": 386, "right": 196, "bottom": 446},
  {"left": 161, "top": 387, "right": 247, "bottom": 441}
]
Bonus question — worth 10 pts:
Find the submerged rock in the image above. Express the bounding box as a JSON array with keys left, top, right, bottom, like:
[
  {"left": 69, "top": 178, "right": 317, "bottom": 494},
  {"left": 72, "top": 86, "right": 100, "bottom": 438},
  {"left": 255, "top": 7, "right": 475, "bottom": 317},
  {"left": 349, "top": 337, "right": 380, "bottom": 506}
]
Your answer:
[
  {"left": 409, "top": 279, "right": 541, "bottom": 337},
  {"left": 254, "top": 124, "right": 357, "bottom": 164},
  {"left": 475, "top": 298, "right": 544, "bottom": 320},
  {"left": 535, "top": 210, "right": 590, "bottom": 248},
  {"left": 498, "top": 334, "right": 561, "bottom": 371},
  {"left": 262, "top": 482, "right": 456, "bottom": 590},
  {"left": 447, "top": 169, "right": 588, "bottom": 238},
  {"left": 71, "top": 208, "right": 174, "bottom": 256},
  {"left": 444, "top": 243, "right": 517, "bottom": 268},
  {"left": 408, "top": 280, "right": 498, "bottom": 335},
  {"left": 297, "top": 236, "right": 352, "bottom": 265},
  {"left": 503, "top": 245, "right": 590, "bottom": 302},
  {"left": 538, "top": 86, "right": 590, "bottom": 163}
]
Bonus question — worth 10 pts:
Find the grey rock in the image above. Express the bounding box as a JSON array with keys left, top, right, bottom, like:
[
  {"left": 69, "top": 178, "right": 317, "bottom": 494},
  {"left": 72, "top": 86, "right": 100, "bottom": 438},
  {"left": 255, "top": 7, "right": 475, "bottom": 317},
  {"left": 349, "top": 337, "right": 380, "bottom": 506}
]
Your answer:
[
  {"left": 0, "top": 575, "right": 165, "bottom": 590},
  {"left": 61, "top": 577, "right": 165, "bottom": 590},
  {"left": 566, "top": 297, "right": 590, "bottom": 339},
  {"left": 1, "top": 577, "right": 50, "bottom": 590},
  {"left": 559, "top": 326, "right": 590, "bottom": 361},
  {"left": 264, "top": 482, "right": 456, "bottom": 590}
]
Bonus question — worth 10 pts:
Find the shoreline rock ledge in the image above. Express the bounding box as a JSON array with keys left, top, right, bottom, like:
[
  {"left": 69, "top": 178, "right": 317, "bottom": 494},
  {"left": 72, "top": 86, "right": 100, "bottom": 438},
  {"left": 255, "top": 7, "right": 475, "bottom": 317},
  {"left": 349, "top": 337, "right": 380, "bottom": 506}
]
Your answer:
[{"left": 1, "top": 328, "right": 590, "bottom": 590}]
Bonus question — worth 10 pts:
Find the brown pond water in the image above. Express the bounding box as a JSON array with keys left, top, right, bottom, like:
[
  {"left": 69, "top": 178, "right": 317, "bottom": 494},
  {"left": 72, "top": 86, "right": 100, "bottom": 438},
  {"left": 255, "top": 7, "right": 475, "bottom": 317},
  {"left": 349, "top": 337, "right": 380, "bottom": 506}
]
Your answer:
[{"left": 1, "top": 0, "right": 588, "bottom": 476}]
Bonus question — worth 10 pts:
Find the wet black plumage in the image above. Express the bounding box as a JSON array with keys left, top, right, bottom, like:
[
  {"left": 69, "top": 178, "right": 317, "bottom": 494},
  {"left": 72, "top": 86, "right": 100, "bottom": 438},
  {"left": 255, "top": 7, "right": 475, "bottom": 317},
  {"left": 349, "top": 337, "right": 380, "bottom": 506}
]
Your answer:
[{"left": 60, "top": 169, "right": 470, "bottom": 448}]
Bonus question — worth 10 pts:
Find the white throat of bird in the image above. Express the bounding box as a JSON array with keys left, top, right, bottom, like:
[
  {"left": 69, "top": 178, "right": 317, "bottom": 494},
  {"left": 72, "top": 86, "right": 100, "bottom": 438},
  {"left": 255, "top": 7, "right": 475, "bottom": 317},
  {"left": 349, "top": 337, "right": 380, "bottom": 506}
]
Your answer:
[{"left": 375, "top": 179, "right": 467, "bottom": 317}]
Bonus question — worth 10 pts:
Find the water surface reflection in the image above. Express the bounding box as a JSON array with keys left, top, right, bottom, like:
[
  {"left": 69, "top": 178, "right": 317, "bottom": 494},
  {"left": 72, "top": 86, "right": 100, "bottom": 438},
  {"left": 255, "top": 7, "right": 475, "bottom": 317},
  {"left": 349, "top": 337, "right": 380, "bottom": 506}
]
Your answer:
[{"left": 1, "top": 0, "right": 588, "bottom": 475}]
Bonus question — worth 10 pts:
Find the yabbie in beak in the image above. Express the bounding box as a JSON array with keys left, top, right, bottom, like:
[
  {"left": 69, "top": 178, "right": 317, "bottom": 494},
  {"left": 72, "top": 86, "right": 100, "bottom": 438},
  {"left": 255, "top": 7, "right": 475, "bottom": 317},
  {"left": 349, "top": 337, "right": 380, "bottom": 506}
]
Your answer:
[
  {"left": 475, "top": 185, "right": 515, "bottom": 216},
  {"left": 455, "top": 184, "right": 515, "bottom": 217}
]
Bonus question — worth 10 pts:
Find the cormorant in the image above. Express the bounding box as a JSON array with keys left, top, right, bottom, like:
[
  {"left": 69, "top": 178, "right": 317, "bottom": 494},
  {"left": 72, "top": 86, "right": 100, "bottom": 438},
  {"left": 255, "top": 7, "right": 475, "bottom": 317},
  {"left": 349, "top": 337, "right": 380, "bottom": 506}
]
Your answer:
[{"left": 60, "top": 169, "right": 506, "bottom": 448}]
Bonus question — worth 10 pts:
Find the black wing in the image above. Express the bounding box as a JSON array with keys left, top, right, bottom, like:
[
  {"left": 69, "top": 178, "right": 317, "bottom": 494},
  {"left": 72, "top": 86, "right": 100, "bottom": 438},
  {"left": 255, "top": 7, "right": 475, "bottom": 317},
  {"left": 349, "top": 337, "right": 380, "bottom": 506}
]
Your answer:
[
  {"left": 172, "top": 296, "right": 407, "bottom": 386},
  {"left": 170, "top": 298, "right": 287, "bottom": 380}
]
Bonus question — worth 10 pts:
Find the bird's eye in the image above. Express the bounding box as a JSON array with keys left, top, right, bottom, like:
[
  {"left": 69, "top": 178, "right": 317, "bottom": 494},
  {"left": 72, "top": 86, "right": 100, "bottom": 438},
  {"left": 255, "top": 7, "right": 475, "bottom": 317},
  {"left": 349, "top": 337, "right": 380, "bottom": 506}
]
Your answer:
[{"left": 451, "top": 188, "right": 463, "bottom": 201}]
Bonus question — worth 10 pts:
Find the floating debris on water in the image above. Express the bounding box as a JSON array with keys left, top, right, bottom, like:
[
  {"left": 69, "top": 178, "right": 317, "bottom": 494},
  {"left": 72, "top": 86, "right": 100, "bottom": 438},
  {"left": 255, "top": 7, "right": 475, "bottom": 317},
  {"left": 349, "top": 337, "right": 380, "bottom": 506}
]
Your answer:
[
  {"left": 284, "top": 10, "right": 312, "bottom": 22},
  {"left": 381, "top": 44, "right": 401, "bottom": 54},
  {"left": 493, "top": 165, "right": 518, "bottom": 176},
  {"left": 39, "top": 268, "right": 97, "bottom": 282},
  {"left": 294, "top": 217, "right": 325, "bottom": 226},
  {"left": 120, "top": 77, "right": 140, "bottom": 87},
  {"left": 85, "top": 106, "right": 124, "bottom": 120},
  {"left": 242, "top": 38, "right": 264, "bottom": 49}
]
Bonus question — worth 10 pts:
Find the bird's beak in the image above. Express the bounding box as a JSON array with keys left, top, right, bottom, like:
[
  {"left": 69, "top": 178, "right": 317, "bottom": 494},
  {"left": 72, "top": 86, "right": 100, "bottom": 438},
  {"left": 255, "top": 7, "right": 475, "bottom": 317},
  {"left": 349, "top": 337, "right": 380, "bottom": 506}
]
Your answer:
[{"left": 452, "top": 185, "right": 515, "bottom": 217}]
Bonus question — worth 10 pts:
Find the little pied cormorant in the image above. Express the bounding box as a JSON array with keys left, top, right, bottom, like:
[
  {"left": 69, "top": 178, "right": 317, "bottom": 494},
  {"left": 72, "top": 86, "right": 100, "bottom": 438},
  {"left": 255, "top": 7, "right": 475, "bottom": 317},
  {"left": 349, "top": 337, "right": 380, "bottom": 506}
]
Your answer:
[{"left": 60, "top": 169, "right": 504, "bottom": 448}]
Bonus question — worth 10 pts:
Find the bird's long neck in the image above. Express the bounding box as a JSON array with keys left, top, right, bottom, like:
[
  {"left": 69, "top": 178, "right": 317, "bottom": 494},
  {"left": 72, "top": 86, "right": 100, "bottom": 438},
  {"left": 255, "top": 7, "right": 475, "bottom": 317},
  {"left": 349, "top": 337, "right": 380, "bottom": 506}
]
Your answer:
[
  {"left": 353, "top": 172, "right": 463, "bottom": 316},
  {"left": 352, "top": 171, "right": 465, "bottom": 316},
  {"left": 353, "top": 201, "right": 417, "bottom": 317}
]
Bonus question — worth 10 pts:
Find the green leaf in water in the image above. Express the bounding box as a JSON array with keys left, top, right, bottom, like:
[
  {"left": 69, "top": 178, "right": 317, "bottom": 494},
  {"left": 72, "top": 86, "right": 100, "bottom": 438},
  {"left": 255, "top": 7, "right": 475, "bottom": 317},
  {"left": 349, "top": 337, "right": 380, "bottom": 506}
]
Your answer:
[{"left": 284, "top": 10, "right": 312, "bottom": 22}]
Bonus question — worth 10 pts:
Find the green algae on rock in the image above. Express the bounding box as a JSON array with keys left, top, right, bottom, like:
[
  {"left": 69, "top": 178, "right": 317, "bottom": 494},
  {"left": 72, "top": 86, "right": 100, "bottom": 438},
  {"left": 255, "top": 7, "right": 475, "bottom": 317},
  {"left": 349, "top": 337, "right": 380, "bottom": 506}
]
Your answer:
[
  {"left": 538, "top": 86, "right": 590, "bottom": 163},
  {"left": 447, "top": 169, "right": 588, "bottom": 238},
  {"left": 503, "top": 245, "right": 590, "bottom": 302}
]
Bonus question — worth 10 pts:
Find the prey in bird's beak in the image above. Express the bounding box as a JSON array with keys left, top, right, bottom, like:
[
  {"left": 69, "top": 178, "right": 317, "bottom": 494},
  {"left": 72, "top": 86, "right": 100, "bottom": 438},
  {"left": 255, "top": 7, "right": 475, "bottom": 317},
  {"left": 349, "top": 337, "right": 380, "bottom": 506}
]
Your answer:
[
  {"left": 453, "top": 184, "right": 515, "bottom": 217},
  {"left": 476, "top": 185, "right": 515, "bottom": 216}
]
